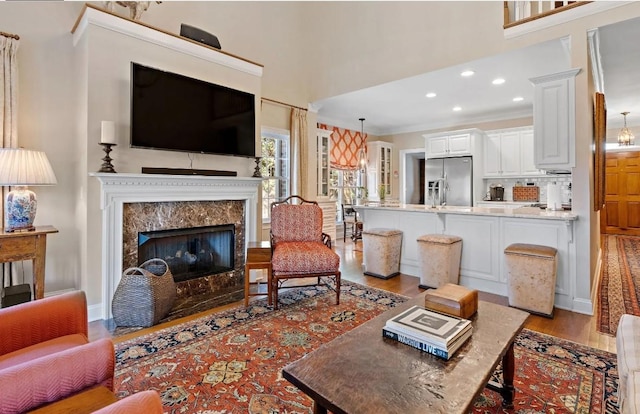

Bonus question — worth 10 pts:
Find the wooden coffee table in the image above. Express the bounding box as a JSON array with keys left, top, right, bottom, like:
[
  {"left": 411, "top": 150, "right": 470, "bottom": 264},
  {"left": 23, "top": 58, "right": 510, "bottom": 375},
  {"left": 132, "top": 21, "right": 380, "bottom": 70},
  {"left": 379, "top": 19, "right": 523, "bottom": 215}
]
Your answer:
[{"left": 282, "top": 292, "right": 529, "bottom": 414}]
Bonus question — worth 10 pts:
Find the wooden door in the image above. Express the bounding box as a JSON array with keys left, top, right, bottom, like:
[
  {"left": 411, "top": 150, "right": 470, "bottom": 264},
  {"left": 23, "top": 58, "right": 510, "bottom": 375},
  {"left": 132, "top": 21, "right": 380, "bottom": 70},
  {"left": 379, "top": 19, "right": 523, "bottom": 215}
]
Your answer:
[{"left": 602, "top": 150, "right": 640, "bottom": 235}]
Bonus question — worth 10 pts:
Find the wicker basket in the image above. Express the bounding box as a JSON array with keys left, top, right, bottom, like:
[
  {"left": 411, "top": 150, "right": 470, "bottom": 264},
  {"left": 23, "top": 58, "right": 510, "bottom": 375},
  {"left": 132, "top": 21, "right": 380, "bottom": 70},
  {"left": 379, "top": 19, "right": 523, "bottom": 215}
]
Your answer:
[{"left": 112, "top": 258, "right": 176, "bottom": 327}]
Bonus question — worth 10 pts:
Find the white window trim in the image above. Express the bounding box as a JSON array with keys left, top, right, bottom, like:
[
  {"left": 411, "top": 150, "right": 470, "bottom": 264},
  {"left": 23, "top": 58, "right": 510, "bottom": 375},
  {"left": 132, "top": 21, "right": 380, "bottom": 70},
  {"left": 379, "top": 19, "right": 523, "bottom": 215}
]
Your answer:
[{"left": 261, "top": 127, "right": 291, "bottom": 224}]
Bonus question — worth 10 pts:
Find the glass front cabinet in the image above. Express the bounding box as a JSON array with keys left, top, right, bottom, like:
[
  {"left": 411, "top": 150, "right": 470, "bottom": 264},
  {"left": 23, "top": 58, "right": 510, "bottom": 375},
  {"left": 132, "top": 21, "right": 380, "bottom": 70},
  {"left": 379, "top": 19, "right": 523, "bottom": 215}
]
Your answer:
[
  {"left": 316, "top": 129, "right": 332, "bottom": 198},
  {"left": 367, "top": 141, "right": 393, "bottom": 202}
]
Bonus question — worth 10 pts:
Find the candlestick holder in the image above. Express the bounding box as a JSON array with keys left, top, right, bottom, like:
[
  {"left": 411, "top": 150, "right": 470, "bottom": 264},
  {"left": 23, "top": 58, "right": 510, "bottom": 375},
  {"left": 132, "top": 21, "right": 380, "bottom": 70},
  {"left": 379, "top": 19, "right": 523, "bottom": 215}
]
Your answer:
[
  {"left": 98, "top": 143, "right": 117, "bottom": 173},
  {"left": 252, "top": 156, "right": 262, "bottom": 178}
]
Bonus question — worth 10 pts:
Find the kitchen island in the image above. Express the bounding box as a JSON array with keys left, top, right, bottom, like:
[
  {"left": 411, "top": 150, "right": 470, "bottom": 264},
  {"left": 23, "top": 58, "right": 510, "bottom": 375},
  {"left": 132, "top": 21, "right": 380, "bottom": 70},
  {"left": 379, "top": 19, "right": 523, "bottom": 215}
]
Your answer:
[{"left": 355, "top": 204, "right": 583, "bottom": 313}]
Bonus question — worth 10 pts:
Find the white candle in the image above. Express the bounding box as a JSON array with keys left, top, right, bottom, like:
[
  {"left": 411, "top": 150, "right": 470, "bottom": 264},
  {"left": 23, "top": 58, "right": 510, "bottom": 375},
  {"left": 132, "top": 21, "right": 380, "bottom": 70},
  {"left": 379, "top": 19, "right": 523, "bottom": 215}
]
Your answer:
[{"left": 101, "top": 121, "right": 116, "bottom": 144}]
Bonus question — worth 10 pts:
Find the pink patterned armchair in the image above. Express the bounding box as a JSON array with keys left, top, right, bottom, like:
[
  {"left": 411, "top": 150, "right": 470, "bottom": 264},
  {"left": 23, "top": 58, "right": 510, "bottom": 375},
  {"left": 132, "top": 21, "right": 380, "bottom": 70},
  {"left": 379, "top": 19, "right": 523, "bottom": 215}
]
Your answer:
[{"left": 270, "top": 196, "right": 341, "bottom": 310}]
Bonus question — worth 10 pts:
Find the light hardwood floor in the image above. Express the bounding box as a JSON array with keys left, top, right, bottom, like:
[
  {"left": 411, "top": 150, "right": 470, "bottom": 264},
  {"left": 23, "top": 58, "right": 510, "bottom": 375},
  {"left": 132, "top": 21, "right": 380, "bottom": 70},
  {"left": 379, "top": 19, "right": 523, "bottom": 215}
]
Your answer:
[{"left": 90, "top": 239, "right": 617, "bottom": 353}]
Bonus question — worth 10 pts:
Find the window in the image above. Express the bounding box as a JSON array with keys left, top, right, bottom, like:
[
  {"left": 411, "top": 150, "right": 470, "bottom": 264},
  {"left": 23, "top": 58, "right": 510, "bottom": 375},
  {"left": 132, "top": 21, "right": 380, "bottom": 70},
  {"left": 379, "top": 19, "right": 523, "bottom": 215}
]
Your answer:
[
  {"left": 333, "top": 169, "right": 359, "bottom": 222},
  {"left": 261, "top": 129, "right": 290, "bottom": 222}
]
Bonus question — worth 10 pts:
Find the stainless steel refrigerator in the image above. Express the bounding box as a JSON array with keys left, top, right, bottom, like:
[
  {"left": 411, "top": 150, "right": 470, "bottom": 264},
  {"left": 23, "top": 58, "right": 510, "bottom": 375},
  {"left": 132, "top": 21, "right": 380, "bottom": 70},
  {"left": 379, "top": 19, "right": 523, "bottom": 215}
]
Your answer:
[{"left": 425, "top": 156, "right": 473, "bottom": 206}]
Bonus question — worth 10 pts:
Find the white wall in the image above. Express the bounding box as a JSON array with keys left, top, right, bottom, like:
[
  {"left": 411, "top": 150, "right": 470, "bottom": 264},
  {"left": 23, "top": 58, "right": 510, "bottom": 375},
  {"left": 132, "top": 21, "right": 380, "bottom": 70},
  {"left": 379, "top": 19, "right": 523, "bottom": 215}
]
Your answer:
[{"left": 1, "top": 3, "right": 86, "bottom": 293}]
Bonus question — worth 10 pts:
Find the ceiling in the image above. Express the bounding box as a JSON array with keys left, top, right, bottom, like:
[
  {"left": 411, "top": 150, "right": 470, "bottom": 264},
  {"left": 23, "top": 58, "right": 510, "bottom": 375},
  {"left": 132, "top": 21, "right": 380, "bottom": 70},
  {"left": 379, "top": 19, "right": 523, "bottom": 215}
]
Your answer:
[
  {"left": 596, "top": 16, "right": 640, "bottom": 130},
  {"left": 314, "top": 16, "right": 640, "bottom": 137}
]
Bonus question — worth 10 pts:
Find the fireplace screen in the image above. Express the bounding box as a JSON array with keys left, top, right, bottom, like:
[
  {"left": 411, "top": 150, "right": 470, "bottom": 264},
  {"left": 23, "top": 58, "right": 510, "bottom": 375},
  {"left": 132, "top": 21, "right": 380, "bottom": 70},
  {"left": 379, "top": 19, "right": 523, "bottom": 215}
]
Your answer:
[{"left": 138, "top": 224, "right": 235, "bottom": 283}]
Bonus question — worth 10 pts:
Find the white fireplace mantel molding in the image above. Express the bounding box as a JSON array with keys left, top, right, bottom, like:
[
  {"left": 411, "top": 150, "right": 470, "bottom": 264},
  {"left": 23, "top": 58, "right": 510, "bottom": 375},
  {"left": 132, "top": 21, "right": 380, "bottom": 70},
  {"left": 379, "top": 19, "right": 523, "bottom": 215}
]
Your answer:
[{"left": 91, "top": 173, "right": 262, "bottom": 320}]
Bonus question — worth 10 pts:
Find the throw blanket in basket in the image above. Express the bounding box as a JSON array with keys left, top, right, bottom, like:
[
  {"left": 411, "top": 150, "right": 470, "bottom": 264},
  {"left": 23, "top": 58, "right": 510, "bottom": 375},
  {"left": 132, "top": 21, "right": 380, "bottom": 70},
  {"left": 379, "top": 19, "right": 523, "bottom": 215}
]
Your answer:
[{"left": 112, "top": 258, "right": 176, "bottom": 327}]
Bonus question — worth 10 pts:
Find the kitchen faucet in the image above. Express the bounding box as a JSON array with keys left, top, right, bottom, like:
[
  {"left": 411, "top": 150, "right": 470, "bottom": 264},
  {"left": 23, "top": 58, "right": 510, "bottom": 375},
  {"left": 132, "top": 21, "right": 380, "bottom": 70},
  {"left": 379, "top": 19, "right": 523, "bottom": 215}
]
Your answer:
[{"left": 429, "top": 176, "right": 448, "bottom": 207}]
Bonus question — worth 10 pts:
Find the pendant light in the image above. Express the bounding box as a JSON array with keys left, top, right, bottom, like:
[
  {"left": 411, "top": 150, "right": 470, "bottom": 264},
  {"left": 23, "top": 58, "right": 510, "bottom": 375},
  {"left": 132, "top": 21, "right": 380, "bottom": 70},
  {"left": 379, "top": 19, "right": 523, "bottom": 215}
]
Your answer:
[
  {"left": 356, "top": 117, "right": 368, "bottom": 196},
  {"left": 618, "top": 111, "right": 634, "bottom": 146},
  {"left": 357, "top": 118, "right": 367, "bottom": 171}
]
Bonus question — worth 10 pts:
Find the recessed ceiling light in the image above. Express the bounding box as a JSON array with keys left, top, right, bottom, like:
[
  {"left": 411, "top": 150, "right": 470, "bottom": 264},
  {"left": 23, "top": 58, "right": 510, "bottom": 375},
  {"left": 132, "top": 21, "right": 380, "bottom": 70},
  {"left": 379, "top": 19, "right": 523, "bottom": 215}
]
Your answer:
[
  {"left": 460, "top": 70, "right": 475, "bottom": 77},
  {"left": 425, "top": 92, "right": 437, "bottom": 98},
  {"left": 492, "top": 78, "right": 506, "bottom": 85},
  {"left": 453, "top": 106, "right": 462, "bottom": 112},
  {"left": 513, "top": 96, "right": 524, "bottom": 102}
]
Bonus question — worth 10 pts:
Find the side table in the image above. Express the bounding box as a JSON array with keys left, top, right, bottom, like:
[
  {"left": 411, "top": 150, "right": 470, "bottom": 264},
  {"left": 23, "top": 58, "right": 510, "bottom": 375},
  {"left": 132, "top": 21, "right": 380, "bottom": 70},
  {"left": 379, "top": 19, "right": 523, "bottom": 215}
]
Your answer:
[
  {"left": 0, "top": 225, "right": 58, "bottom": 300},
  {"left": 245, "top": 241, "right": 272, "bottom": 307}
]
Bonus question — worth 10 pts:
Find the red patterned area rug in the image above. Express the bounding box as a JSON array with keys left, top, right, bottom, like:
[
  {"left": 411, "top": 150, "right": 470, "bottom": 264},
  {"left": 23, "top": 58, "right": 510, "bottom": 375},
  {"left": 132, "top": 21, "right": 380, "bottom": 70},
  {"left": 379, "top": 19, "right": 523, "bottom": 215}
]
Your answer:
[
  {"left": 115, "top": 282, "right": 619, "bottom": 414},
  {"left": 476, "top": 329, "right": 618, "bottom": 414},
  {"left": 597, "top": 234, "right": 640, "bottom": 335}
]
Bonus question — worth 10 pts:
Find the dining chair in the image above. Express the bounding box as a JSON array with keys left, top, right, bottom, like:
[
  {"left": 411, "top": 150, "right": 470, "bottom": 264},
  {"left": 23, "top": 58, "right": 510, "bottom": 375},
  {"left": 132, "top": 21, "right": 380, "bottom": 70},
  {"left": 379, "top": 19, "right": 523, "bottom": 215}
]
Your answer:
[{"left": 341, "top": 203, "right": 360, "bottom": 242}]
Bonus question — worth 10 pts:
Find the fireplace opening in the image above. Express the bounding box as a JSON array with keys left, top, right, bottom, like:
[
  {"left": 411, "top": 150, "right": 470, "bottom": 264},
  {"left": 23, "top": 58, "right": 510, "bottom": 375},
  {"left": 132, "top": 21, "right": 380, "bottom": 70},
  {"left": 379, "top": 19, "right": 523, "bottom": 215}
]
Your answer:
[{"left": 138, "top": 224, "right": 235, "bottom": 283}]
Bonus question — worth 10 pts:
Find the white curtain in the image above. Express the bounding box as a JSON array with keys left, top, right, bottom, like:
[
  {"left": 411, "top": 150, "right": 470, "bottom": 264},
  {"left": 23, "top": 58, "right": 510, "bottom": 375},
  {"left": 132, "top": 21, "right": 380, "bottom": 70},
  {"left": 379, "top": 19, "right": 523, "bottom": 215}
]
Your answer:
[
  {"left": 1, "top": 35, "right": 19, "bottom": 149},
  {"left": 0, "top": 33, "right": 19, "bottom": 286},
  {"left": 290, "top": 108, "right": 308, "bottom": 198}
]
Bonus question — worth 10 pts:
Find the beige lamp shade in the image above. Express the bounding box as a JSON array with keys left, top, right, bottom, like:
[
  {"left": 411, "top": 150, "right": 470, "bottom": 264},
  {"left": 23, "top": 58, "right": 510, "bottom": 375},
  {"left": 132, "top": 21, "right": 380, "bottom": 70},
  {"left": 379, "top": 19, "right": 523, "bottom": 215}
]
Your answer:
[
  {"left": 0, "top": 148, "right": 57, "bottom": 231},
  {"left": 0, "top": 148, "right": 57, "bottom": 186}
]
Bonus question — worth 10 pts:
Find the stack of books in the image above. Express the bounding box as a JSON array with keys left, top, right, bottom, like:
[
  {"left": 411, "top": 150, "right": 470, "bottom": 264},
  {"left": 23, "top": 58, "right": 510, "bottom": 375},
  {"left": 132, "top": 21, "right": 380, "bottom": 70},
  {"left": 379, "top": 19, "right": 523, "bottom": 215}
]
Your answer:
[{"left": 382, "top": 305, "right": 472, "bottom": 360}]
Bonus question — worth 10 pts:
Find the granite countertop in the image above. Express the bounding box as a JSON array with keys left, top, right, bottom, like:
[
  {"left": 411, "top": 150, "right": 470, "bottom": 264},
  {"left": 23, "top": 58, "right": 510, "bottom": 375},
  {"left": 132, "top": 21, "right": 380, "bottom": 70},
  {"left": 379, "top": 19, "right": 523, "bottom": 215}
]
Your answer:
[{"left": 355, "top": 203, "right": 578, "bottom": 221}]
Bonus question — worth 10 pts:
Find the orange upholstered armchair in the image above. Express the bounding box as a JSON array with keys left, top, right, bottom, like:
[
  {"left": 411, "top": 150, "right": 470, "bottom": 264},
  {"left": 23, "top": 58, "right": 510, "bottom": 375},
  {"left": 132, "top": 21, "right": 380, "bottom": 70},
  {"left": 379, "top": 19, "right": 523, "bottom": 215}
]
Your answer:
[
  {"left": 270, "top": 196, "right": 341, "bottom": 310},
  {"left": 0, "top": 291, "right": 115, "bottom": 414}
]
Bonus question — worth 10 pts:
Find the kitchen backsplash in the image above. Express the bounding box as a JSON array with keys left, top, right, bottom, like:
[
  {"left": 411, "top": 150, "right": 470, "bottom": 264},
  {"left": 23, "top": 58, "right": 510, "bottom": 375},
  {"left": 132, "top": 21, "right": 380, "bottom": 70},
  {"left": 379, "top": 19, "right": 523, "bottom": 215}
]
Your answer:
[{"left": 482, "top": 176, "right": 572, "bottom": 204}]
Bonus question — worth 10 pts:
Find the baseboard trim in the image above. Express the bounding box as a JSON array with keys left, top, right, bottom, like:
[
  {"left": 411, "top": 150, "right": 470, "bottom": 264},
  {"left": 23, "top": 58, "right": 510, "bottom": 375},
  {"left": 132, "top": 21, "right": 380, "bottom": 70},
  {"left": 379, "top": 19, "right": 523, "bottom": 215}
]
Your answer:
[
  {"left": 88, "top": 303, "right": 104, "bottom": 322},
  {"left": 43, "top": 288, "right": 75, "bottom": 297},
  {"left": 44, "top": 288, "right": 104, "bottom": 322},
  {"left": 591, "top": 245, "right": 603, "bottom": 316},
  {"left": 572, "top": 298, "right": 594, "bottom": 316}
]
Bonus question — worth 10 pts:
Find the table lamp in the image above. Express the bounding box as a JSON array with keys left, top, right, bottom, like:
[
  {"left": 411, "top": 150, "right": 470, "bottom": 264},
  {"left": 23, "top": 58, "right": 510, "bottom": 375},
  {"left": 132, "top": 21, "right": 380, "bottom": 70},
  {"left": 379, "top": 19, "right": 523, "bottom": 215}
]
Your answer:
[{"left": 0, "top": 148, "right": 57, "bottom": 232}]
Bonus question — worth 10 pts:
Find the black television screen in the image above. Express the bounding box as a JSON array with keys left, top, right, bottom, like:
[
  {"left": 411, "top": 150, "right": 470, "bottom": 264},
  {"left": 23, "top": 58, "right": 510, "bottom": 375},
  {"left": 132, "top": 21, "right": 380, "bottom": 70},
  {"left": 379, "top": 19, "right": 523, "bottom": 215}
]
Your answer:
[{"left": 130, "top": 62, "right": 256, "bottom": 157}]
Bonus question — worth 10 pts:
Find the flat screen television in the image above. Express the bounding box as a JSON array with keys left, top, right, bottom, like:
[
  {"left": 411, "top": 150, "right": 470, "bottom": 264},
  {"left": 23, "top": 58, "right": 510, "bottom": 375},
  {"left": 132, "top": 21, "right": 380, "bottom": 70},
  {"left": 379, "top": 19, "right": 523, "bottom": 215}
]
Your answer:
[{"left": 130, "top": 62, "right": 256, "bottom": 157}]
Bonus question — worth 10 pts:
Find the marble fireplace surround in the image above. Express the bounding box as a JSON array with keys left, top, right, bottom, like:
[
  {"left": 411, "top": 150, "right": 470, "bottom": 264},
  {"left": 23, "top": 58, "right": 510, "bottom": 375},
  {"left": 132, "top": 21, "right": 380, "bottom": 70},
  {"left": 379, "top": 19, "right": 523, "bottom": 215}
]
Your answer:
[
  {"left": 92, "top": 173, "right": 262, "bottom": 319},
  {"left": 124, "top": 201, "right": 242, "bottom": 290}
]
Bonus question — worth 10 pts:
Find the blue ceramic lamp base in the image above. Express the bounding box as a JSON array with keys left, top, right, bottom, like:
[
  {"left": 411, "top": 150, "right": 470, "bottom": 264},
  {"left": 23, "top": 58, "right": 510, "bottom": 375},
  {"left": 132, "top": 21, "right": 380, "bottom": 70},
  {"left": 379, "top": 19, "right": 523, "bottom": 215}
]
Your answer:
[{"left": 4, "top": 186, "right": 37, "bottom": 232}]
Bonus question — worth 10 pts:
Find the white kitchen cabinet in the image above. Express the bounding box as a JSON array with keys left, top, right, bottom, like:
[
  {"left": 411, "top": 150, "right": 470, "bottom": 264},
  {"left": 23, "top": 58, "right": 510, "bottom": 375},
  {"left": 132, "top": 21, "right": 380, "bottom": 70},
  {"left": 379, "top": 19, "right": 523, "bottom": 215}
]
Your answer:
[
  {"left": 519, "top": 130, "right": 542, "bottom": 175},
  {"left": 483, "top": 133, "right": 501, "bottom": 176},
  {"left": 484, "top": 131, "right": 520, "bottom": 177},
  {"left": 426, "top": 136, "right": 449, "bottom": 157},
  {"left": 446, "top": 214, "right": 501, "bottom": 282},
  {"left": 447, "top": 134, "right": 472, "bottom": 156},
  {"left": 423, "top": 129, "right": 486, "bottom": 207},
  {"left": 530, "top": 68, "right": 580, "bottom": 170},
  {"left": 316, "top": 129, "right": 332, "bottom": 198},
  {"left": 366, "top": 141, "right": 393, "bottom": 201},
  {"left": 483, "top": 127, "right": 543, "bottom": 178},
  {"left": 425, "top": 133, "right": 471, "bottom": 158},
  {"left": 499, "top": 133, "right": 521, "bottom": 175}
]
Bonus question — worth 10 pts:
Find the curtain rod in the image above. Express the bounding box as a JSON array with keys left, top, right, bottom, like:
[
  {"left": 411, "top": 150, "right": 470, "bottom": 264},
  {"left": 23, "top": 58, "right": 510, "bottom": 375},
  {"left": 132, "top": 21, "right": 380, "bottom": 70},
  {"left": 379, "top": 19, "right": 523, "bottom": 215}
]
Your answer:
[
  {"left": 261, "top": 97, "right": 307, "bottom": 112},
  {"left": 0, "top": 31, "right": 19, "bottom": 40}
]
